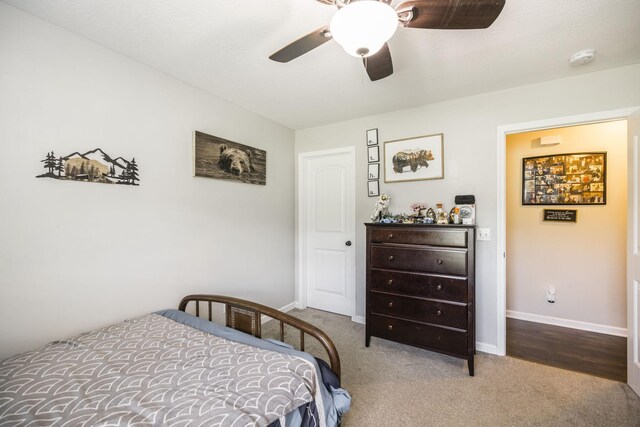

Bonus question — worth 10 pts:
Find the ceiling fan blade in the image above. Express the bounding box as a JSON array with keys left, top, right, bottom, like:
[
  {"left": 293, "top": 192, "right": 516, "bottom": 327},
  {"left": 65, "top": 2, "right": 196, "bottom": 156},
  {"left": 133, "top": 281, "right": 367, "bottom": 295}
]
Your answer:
[
  {"left": 363, "top": 43, "right": 393, "bottom": 81},
  {"left": 397, "top": 0, "right": 505, "bottom": 29},
  {"left": 269, "top": 26, "right": 332, "bottom": 63}
]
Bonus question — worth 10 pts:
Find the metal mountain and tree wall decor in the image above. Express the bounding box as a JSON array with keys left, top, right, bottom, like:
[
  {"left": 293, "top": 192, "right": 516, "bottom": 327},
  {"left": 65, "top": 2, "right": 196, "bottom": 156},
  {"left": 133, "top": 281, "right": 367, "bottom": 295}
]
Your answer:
[{"left": 36, "top": 148, "right": 140, "bottom": 186}]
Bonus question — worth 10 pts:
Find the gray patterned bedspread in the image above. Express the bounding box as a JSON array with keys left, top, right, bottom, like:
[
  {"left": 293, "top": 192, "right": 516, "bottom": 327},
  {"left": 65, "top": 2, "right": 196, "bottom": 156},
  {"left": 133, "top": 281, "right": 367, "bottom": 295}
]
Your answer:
[{"left": 0, "top": 314, "right": 326, "bottom": 426}]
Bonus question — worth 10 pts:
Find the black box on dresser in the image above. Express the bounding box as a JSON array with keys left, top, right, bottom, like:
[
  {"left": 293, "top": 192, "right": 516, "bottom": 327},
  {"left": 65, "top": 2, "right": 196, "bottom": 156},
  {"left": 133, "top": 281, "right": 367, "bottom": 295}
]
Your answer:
[{"left": 365, "top": 223, "right": 477, "bottom": 376}]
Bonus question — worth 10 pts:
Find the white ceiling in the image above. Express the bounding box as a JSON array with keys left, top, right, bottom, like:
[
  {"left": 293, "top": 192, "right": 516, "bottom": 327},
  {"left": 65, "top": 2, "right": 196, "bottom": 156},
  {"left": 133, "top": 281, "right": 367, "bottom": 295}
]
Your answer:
[{"left": 4, "top": 0, "right": 640, "bottom": 129}]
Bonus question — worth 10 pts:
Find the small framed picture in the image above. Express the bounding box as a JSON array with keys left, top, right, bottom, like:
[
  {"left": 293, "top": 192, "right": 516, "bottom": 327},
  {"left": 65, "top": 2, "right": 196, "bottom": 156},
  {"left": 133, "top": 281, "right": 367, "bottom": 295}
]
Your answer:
[
  {"left": 543, "top": 209, "right": 577, "bottom": 222},
  {"left": 368, "top": 146, "right": 379, "bottom": 163},
  {"left": 368, "top": 180, "right": 380, "bottom": 197},
  {"left": 367, "top": 128, "right": 378, "bottom": 146},
  {"left": 368, "top": 163, "right": 380, "bottom": 180}
]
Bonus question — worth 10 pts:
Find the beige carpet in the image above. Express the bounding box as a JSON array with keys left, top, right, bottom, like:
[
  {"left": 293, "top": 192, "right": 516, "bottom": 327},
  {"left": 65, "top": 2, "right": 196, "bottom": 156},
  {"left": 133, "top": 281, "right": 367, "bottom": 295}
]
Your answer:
[{"left": 265, "top": 308, "right": 640, "bottom": 427}]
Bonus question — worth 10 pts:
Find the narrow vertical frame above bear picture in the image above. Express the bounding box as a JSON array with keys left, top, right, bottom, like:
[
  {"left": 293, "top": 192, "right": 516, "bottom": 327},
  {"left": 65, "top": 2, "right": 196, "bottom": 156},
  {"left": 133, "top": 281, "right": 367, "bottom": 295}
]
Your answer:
[
  {"left": 383, "top": 133, "right": 444, "bottom": 183},
  {"left": 193, "top": 131, "right": 266, "bottom": 185}
]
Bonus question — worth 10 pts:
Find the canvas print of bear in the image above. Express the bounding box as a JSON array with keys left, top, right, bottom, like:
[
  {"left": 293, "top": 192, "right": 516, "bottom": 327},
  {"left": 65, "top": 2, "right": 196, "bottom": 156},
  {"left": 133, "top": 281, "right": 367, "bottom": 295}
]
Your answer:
[
  {"left": 194, "top": 131, "right": 266, "bottom": 186},
  {"left": 36, "top": 148, "right": 140, "bottom": 185},
  {"left": 383, "top": 133, "right": 444, "bottom": 183}
]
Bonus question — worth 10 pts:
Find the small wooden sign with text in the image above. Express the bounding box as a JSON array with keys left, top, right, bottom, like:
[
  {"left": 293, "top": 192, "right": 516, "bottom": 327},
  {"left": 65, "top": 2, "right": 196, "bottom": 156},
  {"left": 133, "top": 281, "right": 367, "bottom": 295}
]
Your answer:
[{"left": 543, "top": 209, "right": 577, "bottom": 222}]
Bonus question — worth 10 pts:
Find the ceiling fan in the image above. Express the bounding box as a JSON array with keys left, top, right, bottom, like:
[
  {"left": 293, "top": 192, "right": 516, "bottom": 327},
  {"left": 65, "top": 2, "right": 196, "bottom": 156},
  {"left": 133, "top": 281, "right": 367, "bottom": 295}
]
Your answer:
[{"left": 269, "top": 0, "right": 506, "bottom": 81}]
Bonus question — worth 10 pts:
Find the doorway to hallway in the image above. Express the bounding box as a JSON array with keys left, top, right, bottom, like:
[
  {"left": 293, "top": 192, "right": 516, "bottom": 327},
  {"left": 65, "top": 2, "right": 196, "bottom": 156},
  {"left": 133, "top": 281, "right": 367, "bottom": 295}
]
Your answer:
[{"left": 505, "top": 120, "right": 628, "bottom": 380}]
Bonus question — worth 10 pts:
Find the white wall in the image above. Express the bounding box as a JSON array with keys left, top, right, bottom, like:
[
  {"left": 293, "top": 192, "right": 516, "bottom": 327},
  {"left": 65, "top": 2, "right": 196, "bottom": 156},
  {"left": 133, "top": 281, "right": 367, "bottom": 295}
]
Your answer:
[
  {"left": 506, "top": 121, "right": 627, "bottom": 330},
  {"left": 0, "top": 3, "right": 295, "bottom": 359},
  {"left": 295, "top": 63, "right": 640, "bottom": 351}
]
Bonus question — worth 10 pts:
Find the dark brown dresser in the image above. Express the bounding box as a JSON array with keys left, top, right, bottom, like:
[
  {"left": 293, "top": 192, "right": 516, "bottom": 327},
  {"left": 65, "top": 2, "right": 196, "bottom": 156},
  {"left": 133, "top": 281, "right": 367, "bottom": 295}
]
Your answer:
[{"left": 365, "top": 223, "right": 476, "bottom": 375}]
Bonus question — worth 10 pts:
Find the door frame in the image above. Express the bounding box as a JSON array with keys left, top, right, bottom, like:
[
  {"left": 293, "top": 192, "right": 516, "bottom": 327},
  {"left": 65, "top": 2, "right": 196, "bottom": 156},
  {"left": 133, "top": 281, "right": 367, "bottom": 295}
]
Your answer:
[
  {"left": 296, "top": 146, "right": 356, "bottom": 321},
  {"left": 496, "top": 107, "right": 639, "bottom": 356}
]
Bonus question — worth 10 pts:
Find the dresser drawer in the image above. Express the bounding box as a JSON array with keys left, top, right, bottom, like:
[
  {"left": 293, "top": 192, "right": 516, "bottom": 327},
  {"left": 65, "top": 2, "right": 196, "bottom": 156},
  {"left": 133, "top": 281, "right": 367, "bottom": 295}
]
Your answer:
[
  {"left": 370, "top": 270, "right": 468, "bottom": 302},
  {"left": 369, "top": 314, "right": 467, "bottom": 356},
  {"left": 370, "top": 292, "right": 467, "bottom": 329},
  {"left": 369, "top": 227, "right": 468, "bottom": 248},
  {"left": 371, "top": 246, "right": 467, "bottom": 276}
]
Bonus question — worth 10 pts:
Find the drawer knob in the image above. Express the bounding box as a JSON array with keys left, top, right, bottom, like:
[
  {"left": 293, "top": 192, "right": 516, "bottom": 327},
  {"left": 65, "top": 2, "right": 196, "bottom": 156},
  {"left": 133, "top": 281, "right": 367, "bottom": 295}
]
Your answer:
[
  {"left": 388, "top": 255, "right": 394, "bottom": 261},
  {"left": 436, "top": 310, "right": 442, "bottom": 316},
  {"left": 387, "top": 279, "right": 393, "bottom": 285},
  {"left": 388, "top": 233, "right": 394, "bottom": 239},
  {"left": 387, "top": 302, "right": 393, "bottom": 308},
  {"left": 436, "top": 284, "right": 442, "bottom": 291},
  {"left": 387, "top": 324, "right": 393, "bottom": 331},
  {"left": 436, "top": 259, "right": 443, "bottom": 265}
]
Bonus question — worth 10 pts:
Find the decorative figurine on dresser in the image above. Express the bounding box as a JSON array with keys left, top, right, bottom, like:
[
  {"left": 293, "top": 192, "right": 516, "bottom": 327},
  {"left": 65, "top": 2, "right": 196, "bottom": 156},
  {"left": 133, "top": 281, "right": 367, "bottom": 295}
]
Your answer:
[{"left": 365, "top": 222, "right": 477, "bottom": 376}]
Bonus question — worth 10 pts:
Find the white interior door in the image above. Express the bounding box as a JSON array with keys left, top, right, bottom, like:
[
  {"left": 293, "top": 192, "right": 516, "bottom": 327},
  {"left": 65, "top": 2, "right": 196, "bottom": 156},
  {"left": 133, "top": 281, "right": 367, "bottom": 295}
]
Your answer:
[
  {"left": 300, "top": 148, "right": 355, "bottom": 317},
  {"left": 628, "top": 111, "right": 640, "bottom": 396}
]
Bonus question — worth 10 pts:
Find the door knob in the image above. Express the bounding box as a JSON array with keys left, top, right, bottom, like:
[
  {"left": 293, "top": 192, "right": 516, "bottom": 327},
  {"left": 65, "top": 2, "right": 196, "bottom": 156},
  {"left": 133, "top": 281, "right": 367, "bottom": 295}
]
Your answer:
[{"left": 345, "top": 240, "right": 352, "bottom": 246}]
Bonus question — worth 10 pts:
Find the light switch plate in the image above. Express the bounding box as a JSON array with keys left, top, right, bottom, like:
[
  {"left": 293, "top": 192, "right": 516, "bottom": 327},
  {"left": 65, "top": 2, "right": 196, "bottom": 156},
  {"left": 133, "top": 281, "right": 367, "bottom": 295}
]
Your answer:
[{"left": 477, "top": 228, "right": 491, "bottom": 241}]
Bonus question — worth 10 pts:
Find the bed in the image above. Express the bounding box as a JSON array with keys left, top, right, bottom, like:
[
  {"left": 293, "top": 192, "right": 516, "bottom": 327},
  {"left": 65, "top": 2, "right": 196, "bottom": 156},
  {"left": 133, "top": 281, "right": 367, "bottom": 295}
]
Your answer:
[{"left": 0, "top": 294, "right": 350, "bottom": 426}]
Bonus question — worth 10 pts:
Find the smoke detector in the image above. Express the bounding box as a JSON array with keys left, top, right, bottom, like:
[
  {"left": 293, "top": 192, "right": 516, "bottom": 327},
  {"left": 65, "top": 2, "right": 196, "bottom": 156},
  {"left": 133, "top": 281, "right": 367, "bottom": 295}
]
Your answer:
[{"left": 569, "top": 49, "right": 596, "bottom": 65}]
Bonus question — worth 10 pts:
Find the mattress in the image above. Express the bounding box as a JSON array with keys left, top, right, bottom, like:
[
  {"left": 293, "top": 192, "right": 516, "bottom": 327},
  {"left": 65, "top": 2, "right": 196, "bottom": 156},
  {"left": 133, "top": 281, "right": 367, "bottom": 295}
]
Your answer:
[{"left": 0, "top": 310, "right": 349, "bottom": 427}]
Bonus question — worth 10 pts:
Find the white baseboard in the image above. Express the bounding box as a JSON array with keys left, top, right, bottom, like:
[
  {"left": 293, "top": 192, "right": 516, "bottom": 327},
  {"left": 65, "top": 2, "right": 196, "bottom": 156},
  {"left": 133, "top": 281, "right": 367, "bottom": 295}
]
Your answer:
[
  {"left": 261, "top": 302, "right": 298, "bottom": 325},
  {"left": 506, "top": 310, "right": 627, "bottom": 337},
  {"left": 289, "top": 301, "right": 365, "bottom": 324},
  {"left": 476, "top": 342, "right": 498, "bottom": 355},
  {"left": 279, "top": 302, "right": 297, "bottom": 313},
  {"left": 352, "top": 315, "right": 365, "bottom": 324}
]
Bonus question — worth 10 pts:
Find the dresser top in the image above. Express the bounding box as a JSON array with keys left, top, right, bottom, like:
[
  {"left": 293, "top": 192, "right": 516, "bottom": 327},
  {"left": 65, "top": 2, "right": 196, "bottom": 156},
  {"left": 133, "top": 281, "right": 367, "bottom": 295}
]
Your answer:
[{"left": 365, "top": 223, "right": 476, "bottom": 229}]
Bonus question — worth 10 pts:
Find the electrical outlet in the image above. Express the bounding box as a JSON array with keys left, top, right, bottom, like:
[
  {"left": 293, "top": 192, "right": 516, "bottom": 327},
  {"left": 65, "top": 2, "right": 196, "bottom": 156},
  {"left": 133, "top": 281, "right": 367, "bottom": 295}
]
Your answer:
[{"left": 477, "top": 228, "right": 491, "bottom": 241}]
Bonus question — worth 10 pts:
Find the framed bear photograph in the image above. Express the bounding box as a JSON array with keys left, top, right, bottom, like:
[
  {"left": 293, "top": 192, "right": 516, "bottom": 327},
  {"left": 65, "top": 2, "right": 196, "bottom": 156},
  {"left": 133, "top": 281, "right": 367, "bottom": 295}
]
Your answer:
[
  {"left": 383, "top": 133, "right": 444, "bottom": 183},
  {"left": 193, "top": 131, "right": 266, "bottom": 185}
]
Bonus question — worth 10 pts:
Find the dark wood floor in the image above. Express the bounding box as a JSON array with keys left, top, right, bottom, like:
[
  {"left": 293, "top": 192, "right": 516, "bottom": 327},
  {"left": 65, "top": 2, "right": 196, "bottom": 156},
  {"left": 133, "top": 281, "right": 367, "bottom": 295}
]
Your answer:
[{"left": 507, "top": 318, "right": 626, "bottom": 382}]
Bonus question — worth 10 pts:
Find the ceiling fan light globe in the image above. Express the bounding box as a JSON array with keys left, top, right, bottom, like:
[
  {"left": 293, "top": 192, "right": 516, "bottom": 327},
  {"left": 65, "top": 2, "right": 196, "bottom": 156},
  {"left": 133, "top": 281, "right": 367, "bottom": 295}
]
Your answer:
[{"left": 329, "top": 0, "right": 398, "bottom": 58}]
